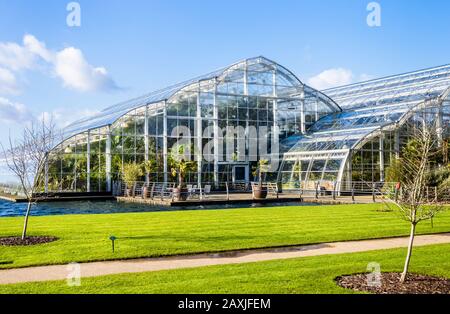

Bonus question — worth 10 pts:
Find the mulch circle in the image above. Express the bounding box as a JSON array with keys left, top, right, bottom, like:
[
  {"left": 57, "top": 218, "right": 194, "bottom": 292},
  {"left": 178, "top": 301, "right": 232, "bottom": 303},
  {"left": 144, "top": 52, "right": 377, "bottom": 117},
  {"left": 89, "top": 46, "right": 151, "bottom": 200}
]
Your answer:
[
  {"left": 336, "top": 272, "right": 450, "bottom": 294},
  {"left": 0, "top": 236, "right": 58, "bottom": 246}
]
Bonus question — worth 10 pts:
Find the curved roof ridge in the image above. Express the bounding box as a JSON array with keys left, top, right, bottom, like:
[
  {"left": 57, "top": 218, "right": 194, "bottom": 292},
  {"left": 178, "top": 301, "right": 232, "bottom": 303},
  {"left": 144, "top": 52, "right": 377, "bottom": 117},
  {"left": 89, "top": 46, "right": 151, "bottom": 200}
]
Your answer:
[
  {"left": 324, "top": 63, "right": 450, "bottom": 94},
  {"left": 285, "top": 78, "right": 450, "bottom": 156},
  {"left": 100, "top": 56, "right": 281, "bottom": 114},
  {"left": 64, "top": 56, "right": 256, "bottom": 131},
  {"left": 63, "top": 56, "right": 306, "bottom": 138},
  {"left": 68, "top": 56, "right": 281, "bottom": 124}
]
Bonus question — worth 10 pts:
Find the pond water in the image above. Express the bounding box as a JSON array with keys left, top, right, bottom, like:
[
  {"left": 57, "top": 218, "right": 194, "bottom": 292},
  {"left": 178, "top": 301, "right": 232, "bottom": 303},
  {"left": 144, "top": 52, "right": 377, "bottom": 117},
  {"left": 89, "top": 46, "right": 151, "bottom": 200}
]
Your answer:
[{"left": 0, "top": 199, "right": 313, "bottom": 218}]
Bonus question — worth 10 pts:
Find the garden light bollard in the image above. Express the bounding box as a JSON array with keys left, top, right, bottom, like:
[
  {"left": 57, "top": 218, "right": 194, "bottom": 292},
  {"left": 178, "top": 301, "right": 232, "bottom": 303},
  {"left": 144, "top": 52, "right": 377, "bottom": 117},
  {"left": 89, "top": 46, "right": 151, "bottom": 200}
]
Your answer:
[{"left": 109, "top": 235, "right": 116, "bottom": 253}]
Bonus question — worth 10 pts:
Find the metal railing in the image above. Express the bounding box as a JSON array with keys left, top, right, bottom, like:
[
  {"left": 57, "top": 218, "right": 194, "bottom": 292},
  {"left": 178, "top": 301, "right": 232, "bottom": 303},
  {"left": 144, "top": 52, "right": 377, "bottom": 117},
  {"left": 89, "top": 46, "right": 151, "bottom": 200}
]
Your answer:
[{"left": 113, "top": 179, "right": 450, "bottom": 204}]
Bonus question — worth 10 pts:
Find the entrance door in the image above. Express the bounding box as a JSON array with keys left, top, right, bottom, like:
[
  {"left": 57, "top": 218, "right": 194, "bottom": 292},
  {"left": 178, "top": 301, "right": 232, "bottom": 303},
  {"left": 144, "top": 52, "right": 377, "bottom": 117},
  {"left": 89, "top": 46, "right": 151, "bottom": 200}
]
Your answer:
[{"left": 232, "top": 165, "right": 249, "bottom": 184}]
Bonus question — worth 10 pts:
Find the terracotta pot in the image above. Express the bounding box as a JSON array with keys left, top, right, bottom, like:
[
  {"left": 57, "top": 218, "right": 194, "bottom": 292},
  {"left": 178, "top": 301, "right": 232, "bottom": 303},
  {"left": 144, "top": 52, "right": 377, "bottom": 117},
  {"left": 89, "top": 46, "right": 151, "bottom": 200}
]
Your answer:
[
  {"left": 253, "top": 185, "right": 268, "bottom": 199},
  {"left": 125, "top": 187, "right": 135, "bottom": 197},
  {"left": 143, "top": 187, "right": 148, "bottom": 199},
  {"left": 173, "top": 187, "right": 189, "bottom": 201}
]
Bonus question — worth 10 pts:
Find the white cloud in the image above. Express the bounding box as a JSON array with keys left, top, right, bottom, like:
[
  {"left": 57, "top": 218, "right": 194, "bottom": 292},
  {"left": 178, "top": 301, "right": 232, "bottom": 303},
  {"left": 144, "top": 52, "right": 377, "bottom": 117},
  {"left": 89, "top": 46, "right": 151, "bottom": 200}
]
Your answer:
[
  {"left": 308, "top": 68, "right": 375, "bottom": 90},
  {"left": 0, "top": 34, "right": 119, "bottom": 94},
  {"left": 0, "top": 41, "right": 35, "bottom": 71},
  {"left": 308, "top": 68, "right": 353, "bottom": 90},
  {"left": 0, "top": 68, "right": 19, "bottom": 95},
  {"left": 54, "top": 47, "right": 119, "bottom": 92},
  {"left": 23, "top": 34, "right": 53, "bottom": 63},
  {"left": 0, "top": 97, "right": 33, "bottom": 123}
]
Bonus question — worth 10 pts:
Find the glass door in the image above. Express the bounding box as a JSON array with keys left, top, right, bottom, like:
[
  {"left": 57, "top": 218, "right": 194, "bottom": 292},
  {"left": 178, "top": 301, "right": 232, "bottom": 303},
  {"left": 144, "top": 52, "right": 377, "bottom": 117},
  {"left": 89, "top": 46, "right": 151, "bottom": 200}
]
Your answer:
[{"left": 232, "top": 165, "right": 249, "bottom": 184}]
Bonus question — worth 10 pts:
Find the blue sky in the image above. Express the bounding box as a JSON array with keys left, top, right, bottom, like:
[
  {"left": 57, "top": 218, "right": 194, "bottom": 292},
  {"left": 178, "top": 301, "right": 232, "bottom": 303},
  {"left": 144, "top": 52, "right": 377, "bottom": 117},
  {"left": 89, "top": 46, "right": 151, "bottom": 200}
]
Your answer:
[{"left": 0, "top": 0, "right": 449, "bottom": 147}]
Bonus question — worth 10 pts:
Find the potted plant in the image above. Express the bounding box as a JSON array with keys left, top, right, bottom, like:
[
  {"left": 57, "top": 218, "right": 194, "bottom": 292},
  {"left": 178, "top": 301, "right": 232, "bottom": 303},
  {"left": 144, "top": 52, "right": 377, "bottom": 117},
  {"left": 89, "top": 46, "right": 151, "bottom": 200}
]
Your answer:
[
  {"left": 252, "top": 159, "right": 270, "bottom": 199},
  {"left": 170, "top": 145, "right": 196, "bottom": 201},
  {"left": 122, "top": 162, "right": 143, "bottom": 197},
  {"left": 143, "top": 159, "right": 156, "bottom": 199}
]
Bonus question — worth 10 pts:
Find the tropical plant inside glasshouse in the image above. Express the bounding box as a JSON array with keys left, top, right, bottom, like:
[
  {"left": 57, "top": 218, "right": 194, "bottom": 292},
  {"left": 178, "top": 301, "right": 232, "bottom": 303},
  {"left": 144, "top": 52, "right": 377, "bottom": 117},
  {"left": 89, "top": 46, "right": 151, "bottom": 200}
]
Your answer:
[
  {"left": 142, "top": 159, "right": 157, "bottom": 198},
  {"left": 122, "top": 162, "right": 144, "bottom": 197},
  {"left": 169, "top": 144, "right": 197, "bottom": 201},
  {"left": 252, "top": 159, "right": 270, "bottom": 199}
]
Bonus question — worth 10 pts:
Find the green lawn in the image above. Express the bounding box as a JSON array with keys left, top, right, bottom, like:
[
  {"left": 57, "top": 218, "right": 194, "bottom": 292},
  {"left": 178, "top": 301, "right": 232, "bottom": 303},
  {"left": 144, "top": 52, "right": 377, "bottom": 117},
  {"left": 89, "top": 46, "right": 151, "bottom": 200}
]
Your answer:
[
  {"left": 1, "top": 243, "right": 449, "bottom": 294},
  {"left": 1, "top": 203, "right": 450, "bottom": 269}
]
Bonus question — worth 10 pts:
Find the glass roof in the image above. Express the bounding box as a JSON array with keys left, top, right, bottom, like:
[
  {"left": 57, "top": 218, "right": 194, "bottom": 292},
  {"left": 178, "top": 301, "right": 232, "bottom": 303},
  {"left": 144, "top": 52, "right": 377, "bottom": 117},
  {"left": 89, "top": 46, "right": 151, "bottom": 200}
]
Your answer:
[
  {"left": 286, "top": 64, "right": 450, "bottom": 155},
  {"left": 63, "top": 56, "right": 339, "bottom": 140},
  {"left": 324, "top": 64, "right": 450, "bottom": 109}
]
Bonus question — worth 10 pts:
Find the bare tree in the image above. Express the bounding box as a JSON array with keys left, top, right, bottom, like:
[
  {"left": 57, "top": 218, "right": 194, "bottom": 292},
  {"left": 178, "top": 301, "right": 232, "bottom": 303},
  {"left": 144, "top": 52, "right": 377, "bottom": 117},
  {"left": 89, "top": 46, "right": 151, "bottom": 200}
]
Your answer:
[
  {"left": 383, "top": 120, "right": 446, "bottom": 283},
  {"left": 2, "top": 116, "right": 58, "bottom": 240}
]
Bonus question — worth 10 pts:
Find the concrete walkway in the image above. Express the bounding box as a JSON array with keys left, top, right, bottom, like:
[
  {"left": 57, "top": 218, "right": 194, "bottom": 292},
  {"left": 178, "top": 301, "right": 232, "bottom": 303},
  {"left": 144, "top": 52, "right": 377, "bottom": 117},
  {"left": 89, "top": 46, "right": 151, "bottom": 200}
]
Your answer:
[{"left": 1, "top": 233, "right": 449, "bottom": 285}]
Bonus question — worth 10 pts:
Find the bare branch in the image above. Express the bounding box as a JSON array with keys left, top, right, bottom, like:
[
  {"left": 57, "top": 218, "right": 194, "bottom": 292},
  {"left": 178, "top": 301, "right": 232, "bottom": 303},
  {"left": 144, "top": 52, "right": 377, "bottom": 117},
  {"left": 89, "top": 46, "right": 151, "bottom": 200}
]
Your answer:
[{"left": 1, "top": 115, "right": 60, "bottom": 239}]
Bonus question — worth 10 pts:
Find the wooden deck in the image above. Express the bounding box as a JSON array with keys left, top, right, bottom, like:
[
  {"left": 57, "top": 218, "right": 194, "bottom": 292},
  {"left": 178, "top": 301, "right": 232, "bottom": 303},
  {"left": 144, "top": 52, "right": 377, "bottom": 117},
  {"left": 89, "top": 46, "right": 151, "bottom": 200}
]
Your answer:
[
  {"left": 117, "top": 194, "right": 303, "bottom": 207},
  {"left": 1, "top": 190, "right": 378, "bottom": 206},
  {"left": 117, "top": 192, "right": 377, "bottom": 207}
]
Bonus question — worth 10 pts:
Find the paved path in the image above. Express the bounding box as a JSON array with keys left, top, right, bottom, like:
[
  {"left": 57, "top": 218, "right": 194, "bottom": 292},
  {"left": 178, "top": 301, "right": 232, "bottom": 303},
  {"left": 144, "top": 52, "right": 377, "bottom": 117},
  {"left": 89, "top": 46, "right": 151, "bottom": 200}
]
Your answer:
[{"left": 1, "top": 233, "right": 449, "bottom": 285}]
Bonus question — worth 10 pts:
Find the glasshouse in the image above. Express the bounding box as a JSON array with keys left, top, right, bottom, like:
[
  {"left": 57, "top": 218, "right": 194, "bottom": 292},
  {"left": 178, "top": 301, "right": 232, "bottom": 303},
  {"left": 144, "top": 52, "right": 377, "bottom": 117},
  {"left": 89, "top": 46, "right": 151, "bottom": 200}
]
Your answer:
[{"left": 44, "top": 56, "right": 450, "bottom": 193}]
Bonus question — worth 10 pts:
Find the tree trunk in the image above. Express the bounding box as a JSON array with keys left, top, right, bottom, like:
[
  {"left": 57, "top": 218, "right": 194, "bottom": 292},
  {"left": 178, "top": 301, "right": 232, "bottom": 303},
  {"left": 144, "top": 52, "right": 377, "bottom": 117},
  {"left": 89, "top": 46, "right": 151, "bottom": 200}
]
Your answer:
[
  {"left": 22, "top": 201, "right": 32, "bottom": 240},
  {"left": 400, "top": 222, "right": 416, "bottom": 283},
  {"left": 179, "top": 173, "right": 184, "bottom": 189}
]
